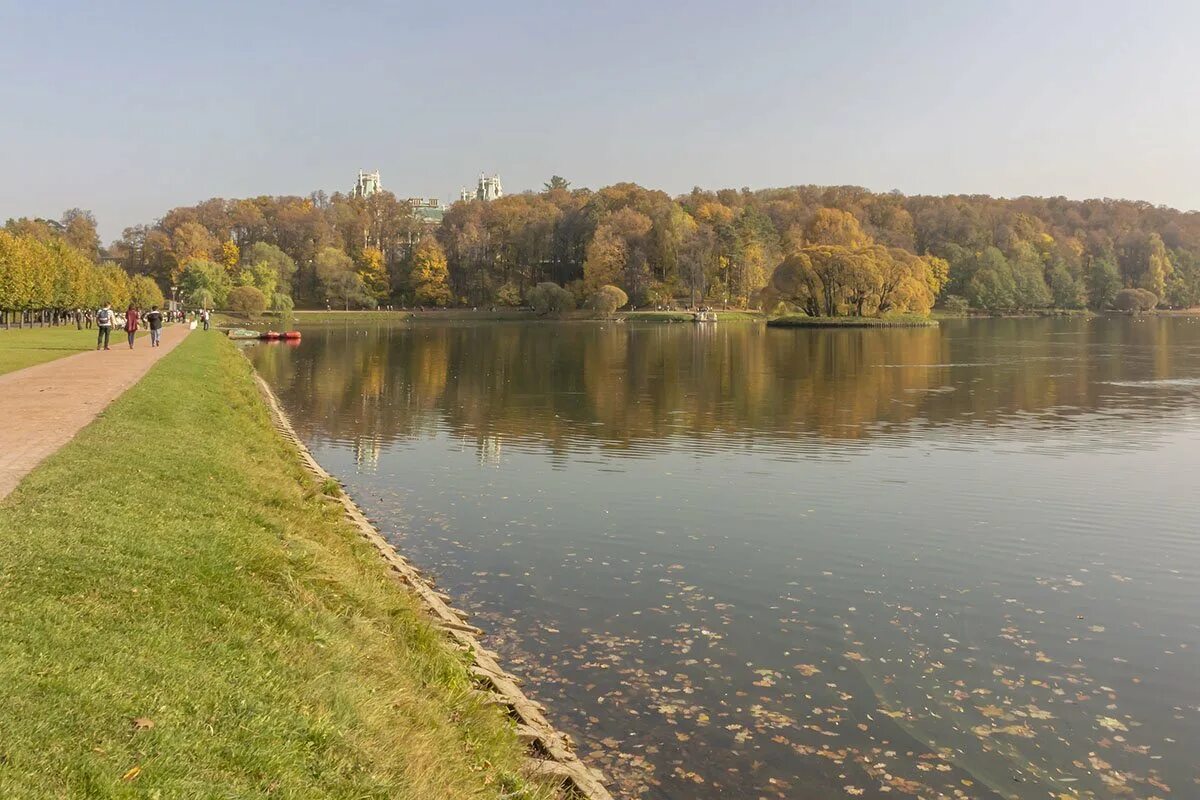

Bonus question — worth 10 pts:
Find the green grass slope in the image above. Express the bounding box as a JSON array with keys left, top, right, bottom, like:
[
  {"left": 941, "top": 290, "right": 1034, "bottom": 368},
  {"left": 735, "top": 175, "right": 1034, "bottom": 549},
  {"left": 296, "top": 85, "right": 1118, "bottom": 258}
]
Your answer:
[{"left": 0, "top": 333, "right": 550, "bottom": 800}]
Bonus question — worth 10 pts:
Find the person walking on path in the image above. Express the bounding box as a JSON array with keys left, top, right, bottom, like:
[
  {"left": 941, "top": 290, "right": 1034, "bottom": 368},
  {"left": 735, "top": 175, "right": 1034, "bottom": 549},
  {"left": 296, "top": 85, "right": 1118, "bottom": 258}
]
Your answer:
[
  {"left": 201, "top": 309, "right": 211, "bottom": 331},
  {"left": 124, "top": 305, "right": 140, "bottom": 349},
  {"left": 95, "top": 303, "right": 113, "bottom": 350},
  {"left": 145, "top": 305, "right": 163, "bottom": 347}
]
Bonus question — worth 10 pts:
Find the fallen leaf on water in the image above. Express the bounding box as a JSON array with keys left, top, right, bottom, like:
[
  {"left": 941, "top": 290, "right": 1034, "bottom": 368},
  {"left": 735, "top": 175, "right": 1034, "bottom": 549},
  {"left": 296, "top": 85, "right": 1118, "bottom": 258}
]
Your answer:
[{"left": 972, "top": 724, "right": 1035, "bottom": 738}]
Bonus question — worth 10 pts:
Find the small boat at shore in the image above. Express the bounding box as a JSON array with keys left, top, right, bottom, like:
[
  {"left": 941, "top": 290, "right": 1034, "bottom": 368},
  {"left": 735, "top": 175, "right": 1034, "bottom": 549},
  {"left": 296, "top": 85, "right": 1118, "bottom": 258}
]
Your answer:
[
  {"left": 226, "top": 329, "right": 301, "bottom": 341},
  {"left": 226, "top": 328, "right": 260, "bottom": 340}
]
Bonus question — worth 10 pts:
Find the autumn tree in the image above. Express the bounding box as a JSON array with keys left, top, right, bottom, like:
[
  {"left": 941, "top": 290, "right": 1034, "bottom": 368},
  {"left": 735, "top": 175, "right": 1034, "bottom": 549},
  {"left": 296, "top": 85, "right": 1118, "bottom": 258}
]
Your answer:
[
  {"left": 129, "top": 275, "right": 165, "bottom": 308},
  {"left": 1112, "top": 287, "right": 1158, "bottom": 312},
  {"left": 228, "top": 285, "right": 267, "bottom": 318},
  {"left": 527, "top": 281, "right": 575, "bottom": 315},
  {"left": 179, "top": 259, "right": 232, "bottom": 307},
  {"left": 238, "top": 261, "right": 278, "bottom": 298},
  {"left": 0, "top": 228, "right": 154, "bottom": 325},
  {"left": 1087, "top": 256, "right": 1121, "bottom": 309},
  {"left": 803, "top": 208, "right": 871, "bottom": 248},
  {"left": 96, "top": 263, "right": 131, "bottom": 309},
  {"left": 1142, "top": 233, "right": 1172, "bottom": 298},
  {"left": 219, "top": 239, "right": 240, "bottom": 273},
  {"left": 241, "top": 242, "right": 297, "bottom": 290},
  {"left": 60, "top": 208, "right": 100, "bottom": 260},
  {"left": 315, "top": 246, "right": 372, "bottom": 309},
  {"left": 679, "top": 219, "right": 715, "bottom": 306},
  {"left": 410, "top": 237, "right": 452, "bottom": 307},
  {"left": 0, "top": 231, "right": 41, "bottom": 315},
  {"left": 356, "top": 245, "right": 390, "bottom": 300},
  {"left": 584, "top": 207, "right": 653, "bottom": 303},
  {"left": 171, "top": 222, "right": 219, "bottom": 274},
  {"left": 771, "top": 252, "right": 823, "bottom": 316},
  {"left": 588, "top": 284, "right": 628, "bottom": 316},
  {"left": 771, "top": 244, "right": 945, "bottom": 317}
]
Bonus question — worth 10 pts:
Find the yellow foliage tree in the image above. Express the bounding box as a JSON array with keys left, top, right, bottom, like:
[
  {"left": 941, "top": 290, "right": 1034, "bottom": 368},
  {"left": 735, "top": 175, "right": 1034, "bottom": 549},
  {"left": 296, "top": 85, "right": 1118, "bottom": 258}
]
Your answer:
[
  {"left": 357, "top": 245, "right": 390, "bottom": 300},
  {"left": 771, "top": 245, "right": 947, "bottom": 317},
  {"left": 803, "top": 208, "right": 871, "bottom": 248},
  {"left": 739, "top": 240, "right": 769, "bottom": 307},
  {"left": 96, "top": 263, "right": 131, "bottom": 309},
  {"left": 219, "top": 239, "right": 240, "bottom": 273},
  {"left": 583, "top": 224, "right": 627, "bottom": 292},
  {"left": 170, "top": 222, "right": 218, "bottom": 273},
  {"left": 410, "top": 238, "right": 452, "bottom": 307}
]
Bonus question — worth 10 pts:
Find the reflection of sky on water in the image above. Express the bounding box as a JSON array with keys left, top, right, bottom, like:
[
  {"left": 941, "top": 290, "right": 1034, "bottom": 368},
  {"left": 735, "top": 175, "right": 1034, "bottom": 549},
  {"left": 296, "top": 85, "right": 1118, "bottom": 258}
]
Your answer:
[{"left": 255, "top": 318, "right": 1200, "bottom": 800}]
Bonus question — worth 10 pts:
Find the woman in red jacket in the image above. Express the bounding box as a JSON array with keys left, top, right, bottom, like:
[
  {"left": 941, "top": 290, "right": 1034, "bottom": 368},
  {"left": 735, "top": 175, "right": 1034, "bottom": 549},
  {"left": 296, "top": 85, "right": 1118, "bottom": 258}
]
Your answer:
[{"left": 124, "top": 305, "right": 139, "bottom": 349}]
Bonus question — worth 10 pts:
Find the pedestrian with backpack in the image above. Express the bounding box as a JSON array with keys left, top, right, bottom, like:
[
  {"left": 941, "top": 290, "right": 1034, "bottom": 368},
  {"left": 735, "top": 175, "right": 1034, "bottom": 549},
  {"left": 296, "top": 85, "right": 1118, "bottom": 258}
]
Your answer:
[
  {"left": 145, "top": 305, "right": 163, "bottom": 347},
  {"left": 124, "top": 305, "right": 140, "bottom": 349},
  {"left": 96, "top": 303, "right": 113, "bottom": 350}
]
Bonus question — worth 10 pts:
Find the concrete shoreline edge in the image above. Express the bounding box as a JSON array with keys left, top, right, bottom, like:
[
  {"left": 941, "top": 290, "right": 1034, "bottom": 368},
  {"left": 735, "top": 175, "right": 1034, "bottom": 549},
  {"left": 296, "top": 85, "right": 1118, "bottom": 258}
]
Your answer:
[{"left": 249, "top": 369, "right": 615, "bottom": 800}]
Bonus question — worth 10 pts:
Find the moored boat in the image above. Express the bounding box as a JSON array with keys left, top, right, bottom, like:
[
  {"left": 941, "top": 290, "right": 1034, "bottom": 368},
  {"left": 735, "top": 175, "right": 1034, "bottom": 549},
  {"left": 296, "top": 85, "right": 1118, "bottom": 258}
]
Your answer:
[{"left": 226, "top": 328, "right": 260, "bottom": 340}]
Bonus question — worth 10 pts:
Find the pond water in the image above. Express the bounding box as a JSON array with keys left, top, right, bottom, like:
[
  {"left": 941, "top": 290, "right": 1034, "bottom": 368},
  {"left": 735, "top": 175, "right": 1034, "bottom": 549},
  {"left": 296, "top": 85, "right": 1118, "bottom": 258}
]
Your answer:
[{"left": 250, "top": 317, "right": 1200, "bottom": 800}]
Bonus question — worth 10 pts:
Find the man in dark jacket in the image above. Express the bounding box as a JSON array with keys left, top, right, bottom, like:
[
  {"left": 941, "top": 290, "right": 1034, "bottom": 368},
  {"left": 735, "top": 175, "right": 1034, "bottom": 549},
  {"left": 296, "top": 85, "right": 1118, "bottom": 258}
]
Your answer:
[{"left": 146, "top": 305, "right": 164, "bottom": 347}]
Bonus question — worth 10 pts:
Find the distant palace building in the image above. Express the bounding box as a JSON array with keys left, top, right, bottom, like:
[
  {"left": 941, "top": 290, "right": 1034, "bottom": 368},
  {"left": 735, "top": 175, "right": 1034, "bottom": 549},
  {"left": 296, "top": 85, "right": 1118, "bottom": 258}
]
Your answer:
[
  {"left": 352, "top": 169, "right": 382, "bottom": 198},
  {"left": 348, "top": 169, "right": 502, "bottom": 223},
  {"left": 460, "top": 173, "right": 503, "bottom": 203},
  {"left": 408, "top": 197, "right": 447, "bottom": 225}
]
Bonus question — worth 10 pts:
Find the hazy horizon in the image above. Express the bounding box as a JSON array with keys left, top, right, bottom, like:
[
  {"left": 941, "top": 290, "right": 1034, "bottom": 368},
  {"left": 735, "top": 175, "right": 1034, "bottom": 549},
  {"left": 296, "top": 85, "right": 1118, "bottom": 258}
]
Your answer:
[{"left": 4, "top": 0, "right": 1200, "bottom": 241}]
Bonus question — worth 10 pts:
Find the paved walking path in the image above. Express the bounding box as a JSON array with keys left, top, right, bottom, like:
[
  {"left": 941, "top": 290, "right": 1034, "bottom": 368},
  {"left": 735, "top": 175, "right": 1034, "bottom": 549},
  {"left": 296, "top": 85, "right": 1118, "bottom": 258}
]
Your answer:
[{"left": 0, "top": 324, "right": 192, "bottom": 500}]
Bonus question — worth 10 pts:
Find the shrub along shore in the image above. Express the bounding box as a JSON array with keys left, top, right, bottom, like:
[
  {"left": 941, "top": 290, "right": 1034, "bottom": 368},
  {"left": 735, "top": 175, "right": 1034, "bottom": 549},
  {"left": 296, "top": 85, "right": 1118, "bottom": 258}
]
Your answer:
[{"left": 0, "top": 332, "right": 555, "bottom": 799}]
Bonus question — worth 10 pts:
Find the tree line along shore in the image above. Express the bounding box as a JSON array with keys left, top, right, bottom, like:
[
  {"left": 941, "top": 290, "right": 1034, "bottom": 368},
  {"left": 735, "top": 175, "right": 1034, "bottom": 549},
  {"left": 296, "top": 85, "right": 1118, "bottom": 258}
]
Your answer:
[
  {"left": 0, "top": 332, "right": 564, "bottom": 799},
  {"left": 4, "top": 182, "right": 1199, "bottom": 326}
]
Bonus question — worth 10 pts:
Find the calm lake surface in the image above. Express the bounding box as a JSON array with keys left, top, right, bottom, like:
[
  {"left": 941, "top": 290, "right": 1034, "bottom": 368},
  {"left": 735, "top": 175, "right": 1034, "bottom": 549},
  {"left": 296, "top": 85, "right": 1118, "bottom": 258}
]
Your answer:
[{"left": 251, "top": 317, "right": 1200, "bottom": 800}]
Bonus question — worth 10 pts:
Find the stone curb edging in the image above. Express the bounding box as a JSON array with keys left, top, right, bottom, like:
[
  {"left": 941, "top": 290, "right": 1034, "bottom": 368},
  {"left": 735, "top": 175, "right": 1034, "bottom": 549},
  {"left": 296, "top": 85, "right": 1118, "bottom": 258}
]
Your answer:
[{"left": 250, "top": 371, "right": 615, "bottom": 800}]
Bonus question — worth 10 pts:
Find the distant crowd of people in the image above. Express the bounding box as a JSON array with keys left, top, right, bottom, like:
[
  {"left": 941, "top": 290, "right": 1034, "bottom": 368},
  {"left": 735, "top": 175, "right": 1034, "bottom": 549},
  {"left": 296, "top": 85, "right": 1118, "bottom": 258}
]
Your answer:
[{"left": 92, "top": 305, "right": 211, "bottom": 351}]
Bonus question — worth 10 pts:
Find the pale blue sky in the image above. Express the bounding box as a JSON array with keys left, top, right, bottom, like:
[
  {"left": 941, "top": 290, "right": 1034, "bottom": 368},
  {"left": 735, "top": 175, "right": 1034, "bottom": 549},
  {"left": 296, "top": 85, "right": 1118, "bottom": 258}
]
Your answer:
[{"left": 3, "top": 0, "right": 1199, "bottom": 241}]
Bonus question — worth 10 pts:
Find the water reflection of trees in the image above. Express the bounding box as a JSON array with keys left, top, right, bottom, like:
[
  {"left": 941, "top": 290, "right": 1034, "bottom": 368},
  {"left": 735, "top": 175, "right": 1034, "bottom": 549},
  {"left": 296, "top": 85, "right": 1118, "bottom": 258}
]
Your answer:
[{"left": 251, "top": 318, "right": 1200, "bottom": 457}]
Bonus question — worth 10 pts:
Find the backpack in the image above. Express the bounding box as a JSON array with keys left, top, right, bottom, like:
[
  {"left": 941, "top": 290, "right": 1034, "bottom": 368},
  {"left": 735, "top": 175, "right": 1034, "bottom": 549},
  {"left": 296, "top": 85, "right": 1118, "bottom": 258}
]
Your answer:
[{"left": 97, "top": 308, "right": 112, "bottom": 326}]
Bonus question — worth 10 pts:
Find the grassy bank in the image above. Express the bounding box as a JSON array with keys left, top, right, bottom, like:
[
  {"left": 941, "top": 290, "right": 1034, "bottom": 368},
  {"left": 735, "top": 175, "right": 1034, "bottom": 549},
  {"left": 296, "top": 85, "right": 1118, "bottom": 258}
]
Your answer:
[
  {"left": 0, "top": 332, "right": 551, "bottom": 799},
  {"left": 0, "top": 326, "right": 109, "bottom": 375},
  {"left": 767, "top": 313, "right": 938, "bottom": 328}
]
